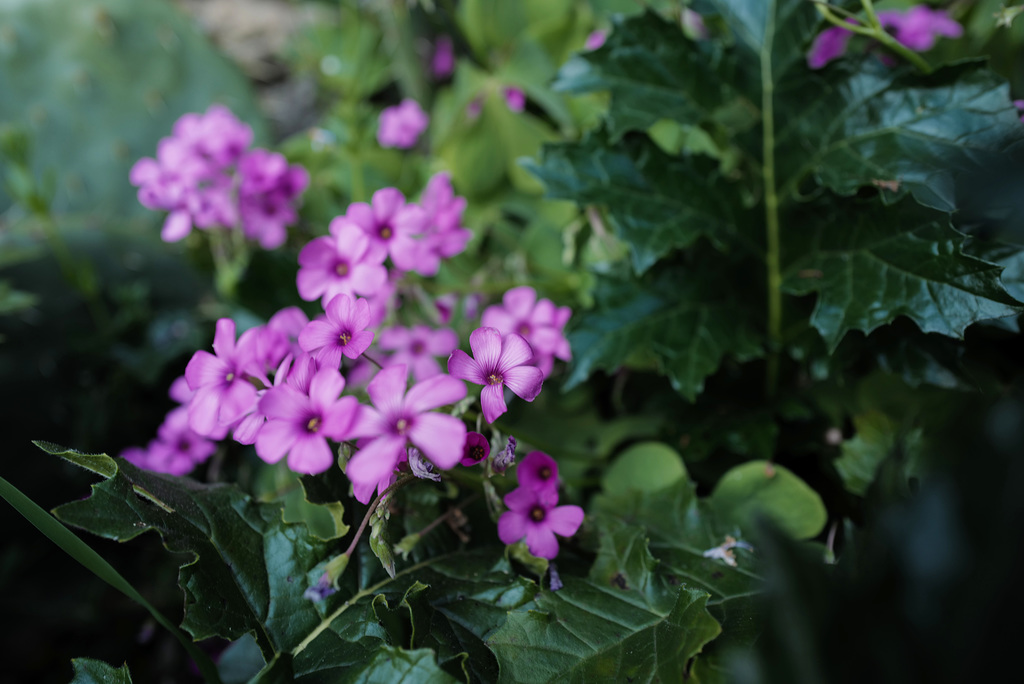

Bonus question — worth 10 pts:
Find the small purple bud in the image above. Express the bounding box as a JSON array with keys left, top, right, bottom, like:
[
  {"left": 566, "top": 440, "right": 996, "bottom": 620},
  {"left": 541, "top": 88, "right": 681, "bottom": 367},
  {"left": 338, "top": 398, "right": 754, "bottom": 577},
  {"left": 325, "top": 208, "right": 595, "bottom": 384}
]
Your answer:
[
  {"left": 503, "top": 87, "right": 526, "bottom": 113},
  {"left": 408, "top": 447, "right": 441, "bottom": 482},
  {"left": 304, "top": 572, "right": 337, "bottom": 602},
  {"left": 493, "top": 435, "right": 517, "bottom": 473},
  {"left": 585, "top": 30, "right": 607, "bottom": 51},
  {"left": 548, "top": 562, "right": 564, "bottom": 591}
]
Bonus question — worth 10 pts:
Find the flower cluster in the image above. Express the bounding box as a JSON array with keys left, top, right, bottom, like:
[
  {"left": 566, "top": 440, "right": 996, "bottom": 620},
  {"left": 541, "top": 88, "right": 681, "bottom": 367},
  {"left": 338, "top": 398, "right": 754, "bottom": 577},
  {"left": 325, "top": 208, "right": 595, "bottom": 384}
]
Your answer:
[
  {"left": 130, "top": 105, "right": 308, "bottom": 247},
  {"left": 498, "top": 452, "right": 584, "bottom": 559},
  {"left": 481, "top": 286, "right": 571, "bottom": 377},
  {"left": 807, "top": 5, "right": 962, "bottom": 70}
]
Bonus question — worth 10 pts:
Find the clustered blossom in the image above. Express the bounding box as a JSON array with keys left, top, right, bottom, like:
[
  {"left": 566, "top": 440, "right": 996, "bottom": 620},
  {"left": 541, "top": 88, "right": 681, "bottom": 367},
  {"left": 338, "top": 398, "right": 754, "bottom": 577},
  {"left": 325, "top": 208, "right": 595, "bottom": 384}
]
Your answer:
[
  {"left": 125, "top": 103, "right": 583, "bottom": 572},
  {"left": 807, "top": 5, "right": 962, "bottom": 70},
  {"left": 498, "top": 452, "right": 583, "bottom": 559},
  {"left": 130, "top": 105, "right": 308, "bottom": 248},
  {"left": 448, "top": 327, "right": 544, "bottom": 423},
  {"left": 377, "top": 99, "right": 429, "bottom": 149},
  {"left": 481, "top": 286, "right": 571, "bottom": 377}
]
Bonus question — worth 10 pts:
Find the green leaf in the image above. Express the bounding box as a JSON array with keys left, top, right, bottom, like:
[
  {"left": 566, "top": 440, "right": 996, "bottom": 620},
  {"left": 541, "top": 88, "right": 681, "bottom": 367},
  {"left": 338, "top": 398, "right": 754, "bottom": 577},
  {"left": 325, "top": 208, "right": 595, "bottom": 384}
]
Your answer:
[
  {"left": 525, "top": 129, "right": 736, "bottom": 274},
  {"left": 600, "top": 441, "right": 688, "bottom": 495},
  {"left": 589, "top": 515, "right": 664, "bottom": 607},
  {"left": 783, "top": 201, "right": 1023, "bottom": 350},
  {"left": 487, "top": 579, "right": 721, "bottom": 683},
  {"left": 566, "top": 266, "right": 763, "bottom": 400},
  {"left": 708, "top": 461, "right": 827, "bottom": 540},
  {"left": 835, "top": 412, "right": 925, "bottom": 497},
  {"left": 44, "top": 445, "right": 329, "bottom": 659},
  {"left": 69, "top": 658, "right": 132, "bottom": 684},
  {"left": 553, "top": 11, "right": 728, "bottom": 138},
  {"left": 780, "top": 59, "right": 1024, "bottom": 212},
  {"left": 347, "top": 647, "right": 460, "bottom": 684}
]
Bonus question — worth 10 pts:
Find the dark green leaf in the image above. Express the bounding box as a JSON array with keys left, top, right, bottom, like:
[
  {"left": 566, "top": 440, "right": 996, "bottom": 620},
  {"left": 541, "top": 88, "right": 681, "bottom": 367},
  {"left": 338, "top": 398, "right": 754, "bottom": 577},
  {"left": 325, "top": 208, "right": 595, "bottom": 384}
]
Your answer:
[
  {"left": 69, "top": 658, "right": 132, "bottom": 684},
  {"left": 566, "top": 266, "right": 763, "bottom": 400},
  {"left": 347, "top": 647, "right": 460, "bottom": 684},
  {"left": 46, "top": 446, "right": 328, "bottom": 659},
  {"left": 488, "top": 579, "right": 721, "bottom": 683},
  {"left": 525, "top": 129, "right": 736, "bottom": 274},
  {"left": 553, "top": 11, "right": 728, "bottom": 138},
  {"left": 835, "top": 412, "right": 924, "bottom": 497},
  {"left": 783, "top": 201, "right": 1022, "bottom": 350}
]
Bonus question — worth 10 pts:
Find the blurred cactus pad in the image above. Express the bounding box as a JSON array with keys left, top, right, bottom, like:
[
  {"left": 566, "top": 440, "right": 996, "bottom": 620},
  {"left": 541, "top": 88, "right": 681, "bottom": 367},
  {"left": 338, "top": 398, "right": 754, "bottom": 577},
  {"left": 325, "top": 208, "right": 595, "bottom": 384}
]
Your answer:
[{"left": 0, "top": 0, "right": 265, "bottom": 217}]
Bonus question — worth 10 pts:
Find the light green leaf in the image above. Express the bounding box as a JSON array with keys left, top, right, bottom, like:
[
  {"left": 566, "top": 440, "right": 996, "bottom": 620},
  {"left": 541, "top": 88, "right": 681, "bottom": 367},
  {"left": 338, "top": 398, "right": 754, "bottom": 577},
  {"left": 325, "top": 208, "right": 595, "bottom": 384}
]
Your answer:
[
  {"left": 836, "top": 412, "right": 925, "bottom": 497},
  {"left": 709, "top": 461, "right": 827, "bottom": 540},
  {"left": 601, "top": 441, "right": 688, "bottom": 495}
]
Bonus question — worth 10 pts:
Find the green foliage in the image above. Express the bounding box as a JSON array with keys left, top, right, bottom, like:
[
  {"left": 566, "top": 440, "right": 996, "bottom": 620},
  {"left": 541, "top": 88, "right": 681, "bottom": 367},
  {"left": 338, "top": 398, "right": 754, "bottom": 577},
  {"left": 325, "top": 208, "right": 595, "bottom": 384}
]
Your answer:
[
  {"left": 709, "top": 461, "right": 828, "bottom": 540},
  {"left": 0, "top": 0, "right": 263, "bottom": 217},
  {"left": 69, "top": 659, "right": 132, "bottom": 684}
]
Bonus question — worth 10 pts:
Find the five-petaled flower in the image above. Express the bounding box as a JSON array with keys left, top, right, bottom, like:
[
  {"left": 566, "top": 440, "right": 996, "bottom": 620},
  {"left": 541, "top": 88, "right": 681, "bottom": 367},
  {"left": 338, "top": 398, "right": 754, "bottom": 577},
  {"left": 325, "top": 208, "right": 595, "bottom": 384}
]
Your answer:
[
  {"left": 298, "top": 294, "right": 375, "bottom": 368},
  {"left": 498, "top": 481, "right": 583, "bottom": 559},
  {"left": 448, "top": 327, "right": 544, "bottom": 423}
]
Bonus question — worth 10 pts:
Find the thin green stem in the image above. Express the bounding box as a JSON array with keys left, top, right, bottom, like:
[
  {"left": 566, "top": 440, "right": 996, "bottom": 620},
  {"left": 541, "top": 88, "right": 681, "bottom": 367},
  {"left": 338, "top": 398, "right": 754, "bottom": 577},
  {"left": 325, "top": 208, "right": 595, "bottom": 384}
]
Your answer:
[
  {"left": 762, "top": 11, "right": 782, "bottom": 397},
  {"left": 813, "top": 1, "right": 934, "bottom": 73}
]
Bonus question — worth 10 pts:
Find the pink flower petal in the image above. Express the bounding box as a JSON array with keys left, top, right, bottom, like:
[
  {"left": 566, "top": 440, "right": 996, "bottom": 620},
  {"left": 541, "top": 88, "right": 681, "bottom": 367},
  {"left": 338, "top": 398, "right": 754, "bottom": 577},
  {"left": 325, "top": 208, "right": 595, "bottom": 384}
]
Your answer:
[
  {"left": 503, "top": 286, "right": 537, "bottom": 318},
  {"left": 345, "top": 434, "right": 406, "bottom": 488},
  {"left": 546, "top": 505, "right": 584, "bottom": 537},
  {"left": 408, "top": 412, "right": 466, "bottom": 469},
  {"left": 161, "top": 210, "right": 192, "bottom": 242},
  {"left": 309, "top": 367, "right": 346, "bottom": 407},
  {"left": 366, "top": 364, "right": 409, "bottom": 414},
  {"left": 447, "top": 350, "right": 484, "bottom": 384},
  {"left": 469, "top": 327, "right": 503, "bottom": 371},
  {"left": 480, "top": 383, "right": 507, "bottom": 423},
  {"left": 212, "top": 318, "right": 237, "bottom": 359},
  {"left": 255, "top": 419, "right": 297, "bottom": 464},
  {"left": 288, "top": 436, "right": 334, "bottom": 474},
  {"left": 501, "top": 365, "right": 543, "bottom": 402},
  {"left": 259, "top": 385, "right": 308, "bottom": 422},
  {"left": 524, "top": 525, "right": 560, "bottom": 559},
  {"left": 185, "top": 351, "right": 227, "bottom": 391},
  {"left": 498, "top": 510, "right": 528, "bottom": 545},
  {"left": 405, "top": 374, "right": 467, "bottom": 414},
  {"left": 298, "top": 320, "right": 338, "bottom": 353},
  {"left": 498, "top": 333, "right": 534, "bottom": 369}
]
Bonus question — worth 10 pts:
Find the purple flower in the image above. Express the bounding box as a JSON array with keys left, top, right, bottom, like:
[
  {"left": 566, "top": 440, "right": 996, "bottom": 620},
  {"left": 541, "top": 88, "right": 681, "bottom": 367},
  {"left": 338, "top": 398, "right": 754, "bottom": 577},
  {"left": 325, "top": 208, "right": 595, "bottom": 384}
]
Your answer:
[
  {"left": 447, "top": 327, "right": 544, "bottom": 423},
  {"left": 517, "top": 451, "right": 560, "bottom": 499},
  {"left": 461, "top": 431, "right": 490, "bottom": 467},
  {"left": 807, "top": 23, "right": 855, "bottom": 69},
  {"left": 298, "top": 294, "right": 375, "bottom": 368},
  {"left": 417, "top": 172, "right": 471, "bottom": 275},
  {"left": 503, "top": 87, "right": 526, "bottom": 113},
  {"left": 172, "top": 104, "right": 252, "bottom": 168},
  {"left": 237, "top": 149, "right": 309, "bottom": 249},
  {"left": 379, "top": 324, "right": 458, "bottom": 382},
  {"left": 345, "top": 188, "right": 429, "bottom": 273},
  {"left": 497, "top": 485, "right": 583, "bottom": 559},
  {"left": 347, "top": 364, "right": 467, "bottom": 503},
  {"left": 122, "top": 407, "right": 217, "bottom": 476},
  {"left": 184, "top": 318, "right": 260, "bottom": 437},
  {"left": 481, "top": 287, "right": 572, "bottom": 377},
  {"left": 880, "top": 6, "right": 962, "bottom": 52},
  {"left": 255, "top": 366, "right": 360, "bottom": 474},
  {"left": 297, "top": 218, "right": 389, "bottom": 305},
  {"left": 377, "top": 99, "right": 429, "bottom": 149},
  {"left": 585, "top": 30, "right": 607, "bottom": 50},
  {"left": 432, "top": 35, "right": 455, "bottom": 78}
]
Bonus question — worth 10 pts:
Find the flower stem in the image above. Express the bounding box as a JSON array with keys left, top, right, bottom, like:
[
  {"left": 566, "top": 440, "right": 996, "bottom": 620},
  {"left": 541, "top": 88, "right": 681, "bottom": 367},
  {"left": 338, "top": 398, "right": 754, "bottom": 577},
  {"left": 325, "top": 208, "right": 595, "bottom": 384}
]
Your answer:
[
  {"left": 416, "top": 492, "right": 480, "bottom": 538},
  {"left": 762, "top": 8, "right": 782, "bottom": 397},
  {"left": 342, "top": 475, "right": 414, "bottom": 559}
]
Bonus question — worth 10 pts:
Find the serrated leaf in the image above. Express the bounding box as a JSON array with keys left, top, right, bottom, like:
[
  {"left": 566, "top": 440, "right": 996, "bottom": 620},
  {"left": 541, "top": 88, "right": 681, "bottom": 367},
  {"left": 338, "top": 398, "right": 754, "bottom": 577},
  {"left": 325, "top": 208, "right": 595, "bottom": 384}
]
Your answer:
[
  {"left": 589, "top": 516, "right": 663, "bottom": 607},
  {"left": 708, "top": 461, "right": 828, "bottom": 540},
  {"left": 553, "top": 11, "right": 728, "bottom": 138},
  {"left": 566, "top": 267, "right": 763, "bottom": 400},
  {"left": 525, "top": 129, "right": 736, "bottom": 273},
  {"left": 488, "top": 579, "right": 721, "bottom": 683},
  {"left": 783, "top": 201, "right": 1022, "bottom": 350},
  {"left": 69, "top": 658, "right": 132, "bottom": 684},
  {"left": 46, "top": 446, "right": 328, "bottom": 658}
]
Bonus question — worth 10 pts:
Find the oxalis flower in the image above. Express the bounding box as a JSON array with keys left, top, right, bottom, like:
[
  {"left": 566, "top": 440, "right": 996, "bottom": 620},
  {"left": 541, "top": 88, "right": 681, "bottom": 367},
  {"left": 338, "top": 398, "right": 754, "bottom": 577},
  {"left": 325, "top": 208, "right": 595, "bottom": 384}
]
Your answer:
[
  {"left": 255, "top": 366, "right": 360, "bottom": 474},
  {"left": 298, "top": 294, "right": 375, "bottom": 368},
  {"left": 447, "top": 327, "right": 544, "bottom": 423},
  {"left": 347, "top": 364, "right": 467, "bottom": 503},
  {"left": 498, "top": 484, "right": 583, "bottom": 560}
]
